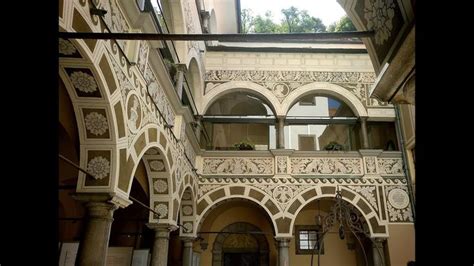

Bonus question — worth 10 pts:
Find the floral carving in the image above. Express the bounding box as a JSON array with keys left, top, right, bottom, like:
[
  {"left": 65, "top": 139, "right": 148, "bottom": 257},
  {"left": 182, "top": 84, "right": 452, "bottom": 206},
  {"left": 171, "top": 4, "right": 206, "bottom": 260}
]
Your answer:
[
  {"left": 137, "top": 41, "right": 149, "bottom": 74},
  {"left": 204, "top": 70, "right": 376, "bottom": 101},
  {"left": 346, "top": 186, "right": 378, "bottom": 210},
  {"left": 182, "top": 191, "right": 192, "bottom": 200},
  {"left": 144, "top": 66, "right": 175, "bottom": 125},
  {"left": 182, "top": 206, "right": 193, "bottom": 216},
  {"left": 59, "top": 38, "right": 76, "bottom": 55},
  {"left": 378, "top": 158, "right": 403, "bottom": 176},
  {"left": 364, "top": 0, "right": 396, "bottom": 45},
  {"left": 202, "top": 158, "right": 274, "bottom": 175},
  {"left": 70, "top": 71, "right": 98, "bottom": 93},
  {"left": 364, "top": 157, "right": 377, "bottom": 174},
  {"left": 183, "top": 222, "right": 193, "bottom": 233},
  {"left": 84, "top": 112, "right": 108, "bottom": 136},
  {"left": 154, "top": 203, "right": 168, "bottom": 218},
  {"left": 87, "top": 156, "right": 110, "bottom": 180},
  {"left": 291, "top": 158, "right": 362, "bottom": 175},
  {"left": 153, "top": 179, "right": 168, "bottom": 193},
  {"left": 276, "top": 157, "right": 287, "bottom": 174},
  {"left": 385, "top": 186, "right": 413, "bottom": 222},
  {"left": 273, "top": 185, "right": 293, "bottom": 204},
  {"left": 103, "top": 0, "right": 130, "bottom": 50},
  {"left": 150, "top": 160, "right": 165, "bottom": 171}
]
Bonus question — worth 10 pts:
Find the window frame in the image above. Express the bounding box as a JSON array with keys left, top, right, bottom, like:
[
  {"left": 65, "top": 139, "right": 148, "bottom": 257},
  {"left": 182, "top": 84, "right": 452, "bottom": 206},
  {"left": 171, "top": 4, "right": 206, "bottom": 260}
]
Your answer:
[
  {"left": 295, "top": 225, "right": 324, "bottom": 255},
  {"left": 298, "top": 134, "right": 317, "bottom": 151}
]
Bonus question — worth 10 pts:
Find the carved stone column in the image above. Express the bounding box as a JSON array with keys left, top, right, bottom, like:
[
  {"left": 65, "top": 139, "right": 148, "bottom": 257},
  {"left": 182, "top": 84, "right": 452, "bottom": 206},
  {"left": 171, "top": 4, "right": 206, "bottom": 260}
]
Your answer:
[
  {"left": 276, "top": 237, "right": 291, "bottom": 266},
  {"left": 371, "top": 238, "right": 386, "bottom": 266},
  {"left": 360, "top": 117, "right": 369, "bottom": 149},
  {"left": 181, "top": 237, "right": 195, "bottom": 266},
  {"left": 147, "top": 224, "right": 178, "bottom": 266},
  {"left": 174, "top": 64, "right": 188, "bottom": 101},
  {"left": 73, "top": 193, "right": 130, "bottom": 266},
  {"left": 276, "top": 116, "right": 285, "bottom": 149}
]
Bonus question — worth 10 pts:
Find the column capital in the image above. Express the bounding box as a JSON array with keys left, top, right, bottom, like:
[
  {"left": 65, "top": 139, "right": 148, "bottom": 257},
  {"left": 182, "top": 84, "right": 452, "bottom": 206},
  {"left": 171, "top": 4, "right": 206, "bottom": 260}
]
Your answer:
[
  {"left": 275, "top": 236, "right": 292, "bottom": 246},
  {"left": 147, "top": 223, "right": 179, "bottom": 233},
  {"left": 175, "top": 63, "right": 188, "bottom": 73},
  {"left": 72, "top": 192, "right": 132, "bottom": 208}
]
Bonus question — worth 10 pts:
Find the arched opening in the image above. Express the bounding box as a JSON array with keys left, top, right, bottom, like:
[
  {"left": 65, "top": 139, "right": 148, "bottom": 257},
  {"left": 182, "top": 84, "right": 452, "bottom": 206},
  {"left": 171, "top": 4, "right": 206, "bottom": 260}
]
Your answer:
[
  {"left": 168, "top": 187, "right": 197, "bottom": 265},
  {"left": 209, "top": 9, "right": 217, "bottom": 33},
  {"left": 213, "top": 222, "right": 269, "bottom": 266},
  {"left": 108, "top": 176, "right": 153, "bottom": 261},
  {"left": 187, "top": 57, "right": 202, "bottom": 100},
  {"left": 284, "top": 92, "right": 398, "bottom": 151},
  {"left": 203, "top": 91, "right": 276, "bottom": 150},
  {"left": 292, "top": 198, "right": 381, "bottom": 266},
  {"left": 197, "top": 199, "right": 277, "bottom": 266},
  {"left": 284, "top": 93, "right": 360, "bottom": 151},
  {"left": 58, "top": 77, "right": 85, "bottom": 260}
]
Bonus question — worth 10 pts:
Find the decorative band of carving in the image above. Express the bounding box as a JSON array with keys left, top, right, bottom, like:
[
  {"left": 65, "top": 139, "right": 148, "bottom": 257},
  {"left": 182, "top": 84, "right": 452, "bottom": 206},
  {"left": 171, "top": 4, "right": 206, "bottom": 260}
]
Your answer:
[{"left": 202, "top": 158, "right": 274, "bottom": 175}]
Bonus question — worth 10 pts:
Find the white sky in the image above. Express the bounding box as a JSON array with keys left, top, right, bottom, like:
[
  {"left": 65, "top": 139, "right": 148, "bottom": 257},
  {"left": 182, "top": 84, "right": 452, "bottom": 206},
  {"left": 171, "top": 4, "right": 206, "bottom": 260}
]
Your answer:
[{"left": 240, "top": 0, "right": 347, "bottom": 26}]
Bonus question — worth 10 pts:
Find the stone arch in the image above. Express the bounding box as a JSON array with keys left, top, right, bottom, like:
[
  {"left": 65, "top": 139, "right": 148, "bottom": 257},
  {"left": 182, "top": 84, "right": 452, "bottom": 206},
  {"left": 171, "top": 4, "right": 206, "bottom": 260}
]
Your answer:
[
  {"left": 287, "top": 186, "right": 387, "bottom": 238},
  {"left": 196, "top": 185, "right": 280, "bottom": 235},
  {"left": 179, "top": 186, "right": 197, "bottom": 237},
  {"left": 59, "top": 34, "right": 127, "bottom": 194},
  {"left": 202, "top": 81, "right": 281, "bottom": 115},
  {"left": 186, "top": 56, "right": 204, "bottom": 110},
  {"left": 209, "top": 9, "right": 217, "bottom": 33},
  {"left": 212, "top": 222, "right": 269, "bottom": 266},
  {"left": 281, "top": 82, "right": 368, "bottom": 117}
]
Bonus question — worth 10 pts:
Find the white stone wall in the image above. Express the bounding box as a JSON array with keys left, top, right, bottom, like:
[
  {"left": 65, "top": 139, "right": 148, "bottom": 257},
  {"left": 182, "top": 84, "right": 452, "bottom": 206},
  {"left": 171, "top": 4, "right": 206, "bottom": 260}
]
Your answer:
[{"left": 205, "top": 51, "right": 375, "bottom": 72}]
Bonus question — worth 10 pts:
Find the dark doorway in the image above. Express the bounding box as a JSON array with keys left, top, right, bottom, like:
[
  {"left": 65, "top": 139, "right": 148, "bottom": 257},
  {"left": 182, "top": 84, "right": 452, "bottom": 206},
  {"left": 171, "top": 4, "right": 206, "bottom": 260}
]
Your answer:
[{"left": 223, "top": 252, "right": 259, "bottom": 266}]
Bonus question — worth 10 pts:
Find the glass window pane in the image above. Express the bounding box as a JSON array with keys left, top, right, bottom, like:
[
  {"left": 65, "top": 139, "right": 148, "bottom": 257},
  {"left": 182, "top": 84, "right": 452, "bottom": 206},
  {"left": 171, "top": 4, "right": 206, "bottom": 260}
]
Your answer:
[{"left": 300, "top": 233, "right": 308, "bottom": 240}]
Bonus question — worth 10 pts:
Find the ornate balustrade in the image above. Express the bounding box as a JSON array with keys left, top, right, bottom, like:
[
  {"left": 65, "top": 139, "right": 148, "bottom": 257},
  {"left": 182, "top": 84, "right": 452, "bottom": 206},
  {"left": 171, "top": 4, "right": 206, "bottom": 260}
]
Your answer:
[{"left": 198, "top": 150, "right": 405, "bottom": 179}]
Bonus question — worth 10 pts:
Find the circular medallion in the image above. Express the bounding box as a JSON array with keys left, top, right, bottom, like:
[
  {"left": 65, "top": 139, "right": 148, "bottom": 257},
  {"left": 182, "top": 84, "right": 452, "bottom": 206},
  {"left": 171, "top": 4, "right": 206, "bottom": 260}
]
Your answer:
[
  {"left": 153, "top": 179, "right": 168, "bottom": 193},
  {"left": 154, "top": 204, "right": 168, "bottom": 217},
  {"left": 388, "top": 188, "right": 409, "bottom": 209},
  {"left": 182, "top": 191, "right": 192, "bottom": 200},
  {"left": 150, "top": 160, "right": 165, "bottom": 171},
  {"left": 182, "top": 206, "right": 193, "bottom": 216},
  {"left": 126, "top": 93, "right": 142, "bottom": 133},
  {"left": 272, "top": 185, "right": 293, "bottom": 204},
  {"left": 272, "top": 83, "right": 290, "bottom": 98}
]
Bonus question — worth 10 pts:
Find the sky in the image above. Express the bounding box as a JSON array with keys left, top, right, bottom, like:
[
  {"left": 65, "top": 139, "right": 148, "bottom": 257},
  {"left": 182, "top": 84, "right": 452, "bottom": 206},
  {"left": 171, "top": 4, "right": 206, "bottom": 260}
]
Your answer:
[{"left": 240, "top": 0, "right": 347, "bottom": 27}]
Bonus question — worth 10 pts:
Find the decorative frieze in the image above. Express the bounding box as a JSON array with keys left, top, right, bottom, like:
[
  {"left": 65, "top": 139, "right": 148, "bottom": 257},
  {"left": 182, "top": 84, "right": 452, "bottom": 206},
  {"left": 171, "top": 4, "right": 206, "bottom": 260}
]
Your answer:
[
  {"left": 290, "top": 158, "right": 363, "bottom": 175},
  {"left": 144, "top": 63, "right": 175, "bottom": 126},
  {"left": 363, "top": 156, "right": 378, "bottom": 175},
  {"left": 276, "top": 156, "right": 288, "bottom": 174},
  {"left": 378, "top": 158, "right": 404, "bottom": 176},
  {"left": 205, "top": 70, "right": 376, "bottom": 103},
  {"left": 202, "top": 158, "right": 274, "bottom": 175}
]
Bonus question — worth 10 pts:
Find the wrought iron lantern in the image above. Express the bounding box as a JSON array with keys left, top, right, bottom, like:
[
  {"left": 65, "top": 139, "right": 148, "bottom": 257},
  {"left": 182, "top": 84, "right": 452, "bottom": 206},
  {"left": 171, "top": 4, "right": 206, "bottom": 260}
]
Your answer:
[{"left": 310, "top": 188, "right": 385, "bottom": 266}]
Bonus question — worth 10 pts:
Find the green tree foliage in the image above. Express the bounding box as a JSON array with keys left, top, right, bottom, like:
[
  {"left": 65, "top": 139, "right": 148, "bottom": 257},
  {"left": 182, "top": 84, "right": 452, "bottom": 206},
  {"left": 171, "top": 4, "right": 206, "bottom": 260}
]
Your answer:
[
  {"left": 240, "top": 6, "right": 327, "bottom": 33},
  {"left": 327, "top": 15, "right": 356, "bottom": 32},
  {"left": 240, "top": 9, "right": 255, "bottom": 33},
  {"left": 254, "top": 11, "right": 282, "bottom": 33}
]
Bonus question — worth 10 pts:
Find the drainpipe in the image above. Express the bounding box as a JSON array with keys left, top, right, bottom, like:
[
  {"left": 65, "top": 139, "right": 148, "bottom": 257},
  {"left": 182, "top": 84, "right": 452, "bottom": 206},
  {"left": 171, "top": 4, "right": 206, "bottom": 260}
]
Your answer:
[{"left": 394, "top": 104, "right": 416, "bottom": 221}]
